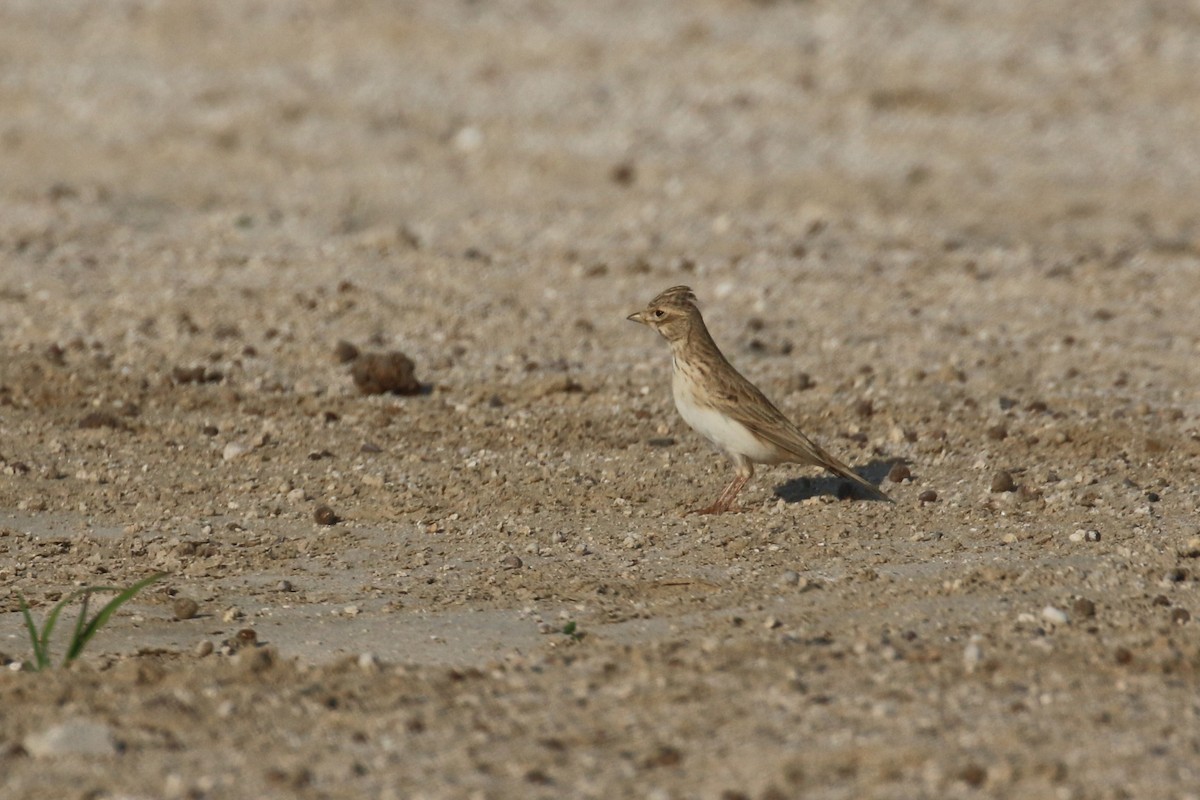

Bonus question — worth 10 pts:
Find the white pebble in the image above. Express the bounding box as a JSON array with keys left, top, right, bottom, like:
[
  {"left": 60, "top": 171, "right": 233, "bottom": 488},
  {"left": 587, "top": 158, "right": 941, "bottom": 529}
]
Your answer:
[
  {"left": 1041, "top": 605, "right": 1069, "bottom": 625},
  {"left": 222, "top": 441, "right": 251, "bottom": 461},
  {"left": 24, "top": 718, "right": 116, "bottom": 758}
]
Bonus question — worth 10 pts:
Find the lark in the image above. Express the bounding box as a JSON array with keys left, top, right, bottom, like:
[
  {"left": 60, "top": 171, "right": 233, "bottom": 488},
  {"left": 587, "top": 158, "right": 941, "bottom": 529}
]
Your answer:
[{"left": 628, "top": 285, "right": 890, "bottom": 514}]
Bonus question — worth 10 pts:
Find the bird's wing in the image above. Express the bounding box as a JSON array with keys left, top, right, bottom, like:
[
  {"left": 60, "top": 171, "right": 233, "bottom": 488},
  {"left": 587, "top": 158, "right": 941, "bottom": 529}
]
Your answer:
[{"left": 716, "top": 374, "right": 891, "bottom": 501}]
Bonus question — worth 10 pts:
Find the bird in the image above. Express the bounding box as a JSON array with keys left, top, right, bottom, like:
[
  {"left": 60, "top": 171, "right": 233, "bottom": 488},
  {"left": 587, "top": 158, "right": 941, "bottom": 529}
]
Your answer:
[{"left": 627, "top": 285, "right": 890, "bottom": 514}]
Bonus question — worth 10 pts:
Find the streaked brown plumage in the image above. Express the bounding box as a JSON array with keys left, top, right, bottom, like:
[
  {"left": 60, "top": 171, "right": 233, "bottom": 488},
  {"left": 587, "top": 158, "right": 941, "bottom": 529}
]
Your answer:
[{"left": 628, "top": 285, "right": 889, "bottom": 514}]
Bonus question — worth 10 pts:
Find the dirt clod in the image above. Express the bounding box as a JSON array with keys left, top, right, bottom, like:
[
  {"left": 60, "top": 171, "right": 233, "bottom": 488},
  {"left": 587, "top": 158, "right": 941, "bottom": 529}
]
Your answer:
[
  {"left": 990, "top": 471, "right": 1016, "bottom": 493},
  {"left": 313, "top": 505, "right": 339, "bottom": 525},
  {"left": 333, "top": 340, "right": 360, "bottom": 364},
  {"left": 173, "top": 598, "right": 200, "bottom": 620},
  {"left": 351, "top": 351, "right": 420, "bottom": 395}
]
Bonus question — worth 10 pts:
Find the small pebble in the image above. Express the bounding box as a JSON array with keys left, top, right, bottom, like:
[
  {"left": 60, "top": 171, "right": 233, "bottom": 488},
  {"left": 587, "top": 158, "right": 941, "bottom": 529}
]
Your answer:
[
  {"left": 886, "top": 463, "right": 911, "bottom": 483},
  {"left": 958, "top": 764, "right": 987, "bottom": 788},
  {"left": 764, "top": 616, "right": 782, "bottom": 630},
  {"left": 1114, "top": 647, "right": 1133, "bottom": 664},
  {"left": 221, "top": 606, "right": 243, "bottom": 622},
  {"left": 351, "top": 351, "right": 420, "bottom": 396},
  {"left": 194, "top": 640, "right": 214, "bottom": 658},
  {"left": 342, "top": 605, "right": 361, "bottom": 617},
  {"left": 963, "top": 639, "right": 983, "bottom": 673},
  {"left": 276, "top": 580, "right": 294, "bottom": 592},
  {"left": 1072, "top": 598, "right": 1096, "bottom": 618},
  {"left": 990, "top": 471, "right": 1016, "bottom": 493},
  {"left": 1170, "top": 608, "right": 1190, "bottom": 624},
  {"left": 173, "top": 598, "right": 200, "bottom": 621},
  {"left": 501, "top": 555, "right": 523, "bottom": 570},
  {"left": 918, "top": 489, "right": 938, "bottom": 503},
  {"left": 24, "top": 719, "right": 117, "bottom": 758},
  {"left": 1165, "top": 567, "right": 1189, "bottom": 583},
  {"left": 333, "top": 340, "right": 360, "bottom": 364},
  {"left": 1041, "top": 605, "right": 1069, "bottom": 625},
  {"left": 985, "top": 424, "right": 1008, "bottom": 441},
  {"left": 358, "top": 652, "right": 381, "bottom": 672},
  {"left": 222, "top": 441, "right": 251, "bottom": 461},
  {"left": 313, "top": 505, "right": 339, "bottom": 525},
  {"left": 1153, "top": 594, "right": 1171, "bottom": 607},
  {"left": 236, "top": 628, "right": 257, "bottom": 645},
  {"left": 781, "top": 570, "right": 801, "bottom": 586}
]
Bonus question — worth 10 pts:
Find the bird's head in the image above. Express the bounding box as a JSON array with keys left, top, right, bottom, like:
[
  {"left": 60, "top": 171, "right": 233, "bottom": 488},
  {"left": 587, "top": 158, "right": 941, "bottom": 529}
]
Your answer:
[{"left": 626, "top": 285, "right": 702, "bottom": 344}]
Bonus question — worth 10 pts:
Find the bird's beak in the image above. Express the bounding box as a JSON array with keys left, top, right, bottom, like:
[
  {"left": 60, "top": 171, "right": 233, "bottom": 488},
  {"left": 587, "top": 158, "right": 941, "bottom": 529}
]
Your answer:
[{"left": 626, "top": 311, "right": 646, "bottom": 325}]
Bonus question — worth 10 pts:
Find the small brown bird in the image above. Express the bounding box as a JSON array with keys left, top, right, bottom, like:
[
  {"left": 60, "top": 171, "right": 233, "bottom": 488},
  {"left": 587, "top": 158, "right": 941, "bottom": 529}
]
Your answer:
[{"left": 628, "top": 285, "right": 889, "bottom": 513}]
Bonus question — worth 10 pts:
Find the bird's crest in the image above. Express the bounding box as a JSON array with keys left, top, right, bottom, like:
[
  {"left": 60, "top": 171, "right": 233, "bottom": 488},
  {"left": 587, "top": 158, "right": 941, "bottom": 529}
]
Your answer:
[{"left": 650, "top": 285, "right": 698, "bottom": 308}]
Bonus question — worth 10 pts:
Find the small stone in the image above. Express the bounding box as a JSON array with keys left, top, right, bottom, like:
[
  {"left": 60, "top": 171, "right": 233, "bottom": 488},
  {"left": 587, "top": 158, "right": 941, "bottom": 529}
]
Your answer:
[
  {"left": 958, "top": 763, "right": 987, "bottom": 788},
  {"left": 886, "top": 463, "right": 911, "bottom": 483},
  {"left": 1072, "top": 598, "right": 1096, "bottom": 618},
  {"left": 918, "top": 489, "right": 938, "bottom": 503},
  {"left": 764, "top": 616, "right": 782, "bottom": 630},
  {"left": 78, "top": 412, "right": 125, "bottom": 431},
  {"left": 286, "top": 488, "right": 308, "bottom": 503},
  {"left": 221, "top": 606, "right": 244, "bottom": 623},
  {"left": 358, "top": 652, "right": 381, "bottom": 672},
  {"left": 333, "top": 340, "right": 360, "bottom": 364},
  {"left": 610, "top": 161, "right": 637, "bottom": 186},
  {"left": 313, "top": 505, "right": 339, "bottom": 525},
  {"left": 342, "top": 605, "right": 360, "bottom": 617},
  {"left": 1001, "top": 533, "right": 1018, "bottom": 544},
  {"left": 1165, "top": 567, "right": 1189, "bottom": 583},
  {"left": 1170, "top": 608, "right": 1190, "bottom": 624},
  {"left": 990, "top": 471, "right": 1016, "bottom": 493},
  {"left": 351, "top": 351, "right": 420, "bottom": 396},
  {"left": 1152, "top": 594, "right": 1171, "bottom": 607},
  {"left": 1179, "top": 536, "right": 1200, "bottom": 558},
  {"left": 194, "top": 640, "right": 214, "bottom": 658},
  {"left": 501, "top": 555, "right": 523, "bottom": 570},
  {"left": 236, "top": 628, "right": 257, "bottom": 645},
  {"left": 222, "top": 441, "right": 251, "bottom": 461},
  {"left": 1114, "top": 647, "right": 1133, "bottom": 665},
  {"left": 276, "top": 580, "right": 294, "bottom": 592},
  {"left": 985, "top": 424, "right": 1008, "bottom": 441},
  {"left": 1084, "top": 529, "right": 1101, "bottom": 542},
  {"left": 1146, "top": 491, "right": 1160, "bottom": 502},
  {"left": 24, "top": 718, "right": 117, "bottom": 758},
  {"left": 781, "top": 570, "right": 800, "bottom": 586},
  {"left": 172, "top": 598, "right": 200, "bottom": 621},
  {"left": 1068, "top": 529, "right": 1086, "bottom": 543},
  {"left": 963, "top": 639, "right": 982, "bottom": 673},
  {"left": 1041, "top": 605, "right": 1069, "bottom": 625}
]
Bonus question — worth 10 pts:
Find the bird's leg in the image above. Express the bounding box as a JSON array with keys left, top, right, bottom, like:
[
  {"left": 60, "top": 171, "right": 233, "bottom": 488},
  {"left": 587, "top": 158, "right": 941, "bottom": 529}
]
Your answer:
[{"left": 687, "top": 459, "right": 753, "bottom": 515}]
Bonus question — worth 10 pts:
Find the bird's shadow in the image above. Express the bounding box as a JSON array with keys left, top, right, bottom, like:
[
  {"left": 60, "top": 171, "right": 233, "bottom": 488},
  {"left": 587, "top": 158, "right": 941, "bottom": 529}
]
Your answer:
[{"left": 772, "top": 459, "right": 894, "bottom": 503}]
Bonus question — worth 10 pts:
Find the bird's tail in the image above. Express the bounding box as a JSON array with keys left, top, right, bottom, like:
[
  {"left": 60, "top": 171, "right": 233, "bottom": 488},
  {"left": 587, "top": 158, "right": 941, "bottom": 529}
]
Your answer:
[{"left": 819, "top": 450, "right": 892, "bottom": 502}]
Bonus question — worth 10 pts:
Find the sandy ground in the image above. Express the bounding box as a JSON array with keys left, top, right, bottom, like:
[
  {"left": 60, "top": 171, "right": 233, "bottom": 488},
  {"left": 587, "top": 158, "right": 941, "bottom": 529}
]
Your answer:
[{"left": 2, "top": 1, "right": 1200, "bottom": 798}]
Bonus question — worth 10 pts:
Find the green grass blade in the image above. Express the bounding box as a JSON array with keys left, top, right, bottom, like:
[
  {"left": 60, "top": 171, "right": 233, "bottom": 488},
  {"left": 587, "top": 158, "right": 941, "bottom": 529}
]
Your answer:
[
  {"left": 17, "top": 592, "right": 49, "bottom": 671},
  {"left": 37, "top": 589, "right": 90, "bottom": 668},
  {"left": 67, "top": 590, "right": 94, "bottom": 667},
  {"left": 64, "top": 573, "right": 167, "bottom": 664}
]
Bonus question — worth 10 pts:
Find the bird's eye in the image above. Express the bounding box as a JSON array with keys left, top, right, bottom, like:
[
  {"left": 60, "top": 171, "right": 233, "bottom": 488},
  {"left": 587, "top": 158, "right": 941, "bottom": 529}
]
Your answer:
[{"left": 652, "top": 309, "right": 666, "bottom": 319}]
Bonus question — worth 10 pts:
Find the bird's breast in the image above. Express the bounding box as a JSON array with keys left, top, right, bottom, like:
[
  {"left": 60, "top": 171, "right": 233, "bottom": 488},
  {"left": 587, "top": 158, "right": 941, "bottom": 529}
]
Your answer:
[{"left": 671, "top": 363, "right": 779, "bottom": 463}]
